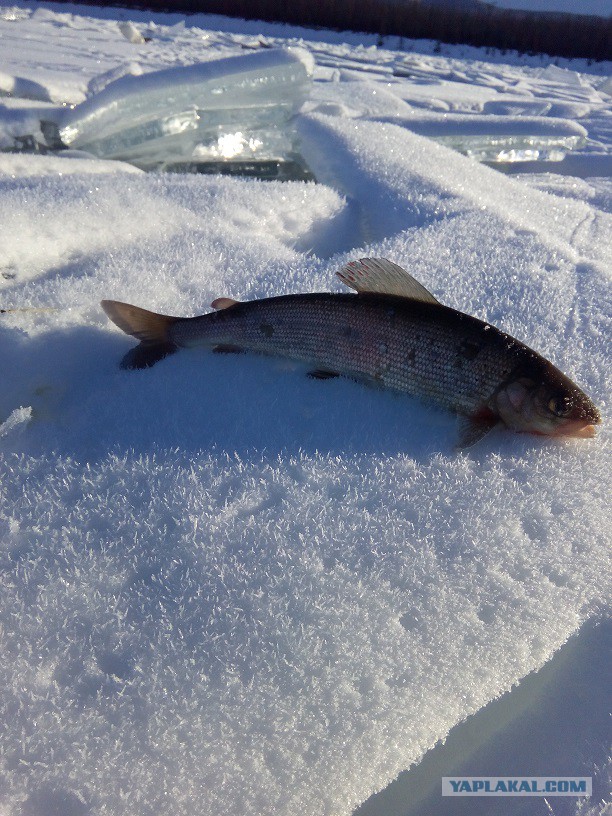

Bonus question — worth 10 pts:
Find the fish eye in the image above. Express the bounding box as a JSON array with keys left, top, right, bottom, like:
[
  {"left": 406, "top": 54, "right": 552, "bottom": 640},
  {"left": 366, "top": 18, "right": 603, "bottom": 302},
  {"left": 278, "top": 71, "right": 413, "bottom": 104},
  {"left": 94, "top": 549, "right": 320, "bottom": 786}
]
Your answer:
[{"left": 547, "top": 396, "right": 572, "bottom": 417}]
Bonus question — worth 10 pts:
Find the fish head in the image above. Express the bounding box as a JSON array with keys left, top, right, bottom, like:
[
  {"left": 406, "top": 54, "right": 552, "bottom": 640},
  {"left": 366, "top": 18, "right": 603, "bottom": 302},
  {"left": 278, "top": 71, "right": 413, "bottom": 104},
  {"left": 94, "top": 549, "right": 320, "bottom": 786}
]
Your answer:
[{"left": 494, "top": 374, "right": 601, "bottom": 439}]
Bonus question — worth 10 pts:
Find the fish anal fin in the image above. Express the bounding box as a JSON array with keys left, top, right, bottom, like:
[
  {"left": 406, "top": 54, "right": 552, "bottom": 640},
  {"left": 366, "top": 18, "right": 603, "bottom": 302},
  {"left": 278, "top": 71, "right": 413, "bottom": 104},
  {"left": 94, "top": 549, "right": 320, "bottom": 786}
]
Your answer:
[
  {"left": 456, "top": 410, "right": 499, "bottom": 450},
  {"left": 121, "top": 342, "right": 178, "bottom": 370},
  {"left": 211, "top": 297, "right": 240, "bottom": 310},
  {"left": 101, "top": 300, "right": 178, "bottom": 344},
  {"left": 307, "top": 369, "right": 340, "bottom": 380},
  {"left": 337, "top": 258, "right": 440, "bottom": 304}
]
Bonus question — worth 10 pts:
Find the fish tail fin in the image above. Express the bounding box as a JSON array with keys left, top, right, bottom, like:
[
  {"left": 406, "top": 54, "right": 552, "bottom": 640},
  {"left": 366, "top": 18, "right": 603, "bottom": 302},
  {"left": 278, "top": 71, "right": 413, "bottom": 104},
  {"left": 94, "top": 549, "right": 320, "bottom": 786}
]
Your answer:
[
  {"left": 101, "top": 300, "right": 178, "bottom": 343},
  {"left": 101, "top": 300, "right": 180, "bottom": 370}
]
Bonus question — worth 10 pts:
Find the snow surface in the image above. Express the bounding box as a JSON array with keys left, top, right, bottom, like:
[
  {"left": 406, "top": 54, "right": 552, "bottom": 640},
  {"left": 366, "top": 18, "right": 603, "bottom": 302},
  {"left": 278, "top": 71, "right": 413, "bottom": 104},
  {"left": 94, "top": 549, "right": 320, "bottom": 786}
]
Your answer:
[{"left": 0, "top": 4, "right": 611, "bottom": 816}]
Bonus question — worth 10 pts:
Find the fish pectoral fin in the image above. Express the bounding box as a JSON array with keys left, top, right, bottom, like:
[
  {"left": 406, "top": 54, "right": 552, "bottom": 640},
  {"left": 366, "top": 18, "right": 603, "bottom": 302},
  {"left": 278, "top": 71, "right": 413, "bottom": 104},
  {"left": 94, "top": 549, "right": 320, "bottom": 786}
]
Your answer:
[
  {"left": 211, "top": 297, "right": 240, "bottom": 310},
  {"left": 455, "top": 412, "right": 499, "bottom": 450},
  {"left": 307, "top": 369, "right": 341, "bottom": 380},
  {"left": 337, "top": 258, "right": 440, "bottom": 304}
]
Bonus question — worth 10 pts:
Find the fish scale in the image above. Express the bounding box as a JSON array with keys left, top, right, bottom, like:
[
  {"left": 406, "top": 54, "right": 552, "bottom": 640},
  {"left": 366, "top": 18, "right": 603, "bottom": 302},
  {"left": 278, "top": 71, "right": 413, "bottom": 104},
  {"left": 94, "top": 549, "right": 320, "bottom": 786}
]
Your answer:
[{"left": 171, "top": 293, "right": 521, "bottom": 415}]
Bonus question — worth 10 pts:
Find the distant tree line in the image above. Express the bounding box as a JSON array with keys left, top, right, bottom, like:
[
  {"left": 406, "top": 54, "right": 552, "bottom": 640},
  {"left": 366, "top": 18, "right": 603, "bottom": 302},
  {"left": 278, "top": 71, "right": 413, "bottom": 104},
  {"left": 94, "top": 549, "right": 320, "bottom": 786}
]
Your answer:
[{"left": 60, "top": 0, "right": 611, "bottom": 61}]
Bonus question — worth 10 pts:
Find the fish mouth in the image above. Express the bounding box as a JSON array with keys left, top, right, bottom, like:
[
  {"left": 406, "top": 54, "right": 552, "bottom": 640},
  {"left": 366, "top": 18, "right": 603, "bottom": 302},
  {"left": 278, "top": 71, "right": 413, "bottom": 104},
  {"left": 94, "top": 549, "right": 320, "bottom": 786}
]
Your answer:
[{"left": 559, "top": 421, "right": 598, "bottom": 439}]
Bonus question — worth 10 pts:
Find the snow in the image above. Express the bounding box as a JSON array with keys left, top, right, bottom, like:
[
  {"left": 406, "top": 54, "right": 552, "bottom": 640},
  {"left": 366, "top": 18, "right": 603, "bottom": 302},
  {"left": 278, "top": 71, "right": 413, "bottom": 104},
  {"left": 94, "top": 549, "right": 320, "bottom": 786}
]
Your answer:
[{"left": 0, "top": 4, "right": 610, "bottom": 816}]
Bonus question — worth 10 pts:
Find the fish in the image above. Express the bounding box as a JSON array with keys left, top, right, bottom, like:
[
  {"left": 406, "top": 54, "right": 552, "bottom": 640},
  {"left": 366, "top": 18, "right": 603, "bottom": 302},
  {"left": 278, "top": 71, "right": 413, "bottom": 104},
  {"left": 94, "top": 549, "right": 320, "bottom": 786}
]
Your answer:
[{"left": 101, "top": 257, "right": 601, "bottom": 448}]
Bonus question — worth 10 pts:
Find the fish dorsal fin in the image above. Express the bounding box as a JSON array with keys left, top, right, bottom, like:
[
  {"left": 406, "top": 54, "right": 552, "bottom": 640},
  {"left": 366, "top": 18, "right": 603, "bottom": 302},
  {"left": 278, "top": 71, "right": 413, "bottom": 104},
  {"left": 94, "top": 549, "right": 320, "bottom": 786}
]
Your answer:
[
  {"left": 211, "top": 297, "right": 240, "bottom": 310},
  {"left": 337, "top": 258, "right": 440, "bottom": 304}
]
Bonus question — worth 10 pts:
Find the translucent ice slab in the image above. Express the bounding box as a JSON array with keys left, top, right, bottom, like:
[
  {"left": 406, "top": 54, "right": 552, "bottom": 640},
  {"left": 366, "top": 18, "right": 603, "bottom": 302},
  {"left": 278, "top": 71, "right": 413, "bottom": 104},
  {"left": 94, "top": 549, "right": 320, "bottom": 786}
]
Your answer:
[
  {"left": 57, "top": 48, "right": 314, "bottom": 170},
  {"left": 433, "top": 134, "right": 585, "bottom": 163},
  {"left": 393, "top": 113, "right": 587, "bottom": 163}
]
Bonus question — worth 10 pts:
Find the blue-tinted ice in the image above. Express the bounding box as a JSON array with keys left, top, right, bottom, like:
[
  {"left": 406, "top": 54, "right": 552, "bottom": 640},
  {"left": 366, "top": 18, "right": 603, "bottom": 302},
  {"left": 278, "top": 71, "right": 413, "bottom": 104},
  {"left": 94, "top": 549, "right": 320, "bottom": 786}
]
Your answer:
[{"left": 57, "top": 47, "right": 314, "bottom": 173}]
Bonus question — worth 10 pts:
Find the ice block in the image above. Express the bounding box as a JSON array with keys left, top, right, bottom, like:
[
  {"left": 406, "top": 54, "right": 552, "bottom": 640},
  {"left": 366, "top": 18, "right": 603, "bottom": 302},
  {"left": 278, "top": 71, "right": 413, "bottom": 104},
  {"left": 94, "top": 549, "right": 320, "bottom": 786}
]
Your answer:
[{"left": 57, "top": 48, "right": 314, "bottom": 170}]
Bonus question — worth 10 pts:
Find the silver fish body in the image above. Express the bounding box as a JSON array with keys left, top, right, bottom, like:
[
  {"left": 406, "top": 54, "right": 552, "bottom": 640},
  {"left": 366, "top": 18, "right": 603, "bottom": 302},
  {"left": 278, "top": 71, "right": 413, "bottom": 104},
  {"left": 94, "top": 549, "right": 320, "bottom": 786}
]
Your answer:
[
  {"left": 172, "top": 294, "right": 531, "bottom": 413},
  {"left": 102, "top": 258, "right": 601, "bottom": 447}
]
